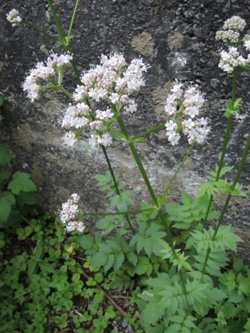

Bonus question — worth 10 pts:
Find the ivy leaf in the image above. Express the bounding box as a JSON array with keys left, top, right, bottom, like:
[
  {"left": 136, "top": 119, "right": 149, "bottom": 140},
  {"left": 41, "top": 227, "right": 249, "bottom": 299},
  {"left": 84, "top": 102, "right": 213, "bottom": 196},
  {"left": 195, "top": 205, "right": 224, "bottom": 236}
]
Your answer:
[
  {"left": 0, "top": 144, "right": 13, "bottom": 166},
  {"left": 8, "top": 172, "right": 37, "bottom": 195},
  {"left": 0, "top": 191, "right": 16, "bottom": 223}
]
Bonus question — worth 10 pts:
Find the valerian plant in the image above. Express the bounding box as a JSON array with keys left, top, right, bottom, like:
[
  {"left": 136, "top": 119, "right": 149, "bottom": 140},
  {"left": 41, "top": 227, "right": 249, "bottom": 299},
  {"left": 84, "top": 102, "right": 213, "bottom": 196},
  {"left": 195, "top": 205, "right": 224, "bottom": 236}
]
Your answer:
[{"left": 6, "top": 3, "right": 250, "bottom": 332}]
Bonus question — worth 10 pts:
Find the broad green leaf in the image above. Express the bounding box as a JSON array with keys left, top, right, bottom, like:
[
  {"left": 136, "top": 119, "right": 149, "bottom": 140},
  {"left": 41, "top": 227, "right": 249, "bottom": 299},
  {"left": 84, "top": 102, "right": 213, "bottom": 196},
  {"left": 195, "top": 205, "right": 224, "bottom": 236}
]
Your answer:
[
  {"left": 135, "top": 256, "right": 152, "bottom": 276},
  {"left": 141, "top": 302, "right": 165, "bottom": 327},
  {"left": 219, "top": 270, "right": 236, "bottom": 291},
  {"left": 95, "top": 216, "right": 114, "bottom": 235},
  {"left": 39, "top": 259, "right": 57, "bottom": 274},
  {"left": 114, "top": 252, "right": 125, "bottom": 271},
  {"left": 181, "top": 191, "right": 192, "bottom": 205},
  {"left": 127, "top": 251, "right": 138, "bottom": 266},
  {"left": 79, "top": 234, "right": 95, "bottom": 250},
  {"left": 8, "top": 171, "right": 37, "bottom": 195},
  {"left": 16, "top": 192, "right": 38, "bottom": 207},
  {"left": 238, "top": 278, "right": 250, "bottom": 295},
  {"left": 0, "top": 169, "right": 11, "bottom": 184},
  {"left": 104, "top": 254, "right": 115, "bottom": 272},
  {"left": 0, "top": 191, "right": 15, "bottom": 222},
  {"left": 91, "top": 251, "right": 108, "bottom": 268},
  {"left": 0, "top": 144, "right": 13, "bottom": 166}
]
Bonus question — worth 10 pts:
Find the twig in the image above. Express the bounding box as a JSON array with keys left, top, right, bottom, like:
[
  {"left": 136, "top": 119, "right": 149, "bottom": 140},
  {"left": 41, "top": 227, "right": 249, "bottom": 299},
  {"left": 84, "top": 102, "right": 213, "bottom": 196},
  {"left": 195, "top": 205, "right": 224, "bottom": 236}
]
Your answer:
[
  {"left": 21, "top": 215, "right": 31, "bottom": 225},
  {"left": 81, "top": 271, "right": 126, "bottom": 318}
]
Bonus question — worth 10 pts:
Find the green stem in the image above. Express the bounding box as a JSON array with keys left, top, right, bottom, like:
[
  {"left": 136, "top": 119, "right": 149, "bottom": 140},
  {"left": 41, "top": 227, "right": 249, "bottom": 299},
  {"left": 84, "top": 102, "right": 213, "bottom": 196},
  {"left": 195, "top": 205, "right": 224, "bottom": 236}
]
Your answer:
[
  {"left": 202, "top": 129, "right": 250, "bottom": 277},
  {"left": 46, "top": 0, "right": 82, "bottom": 84},
  {"left": 22, "top": 20, "right": 60, "bottom": 42},
  {"left": 64, "top": 45, "right": 82, "bottom": 85},
  {"left": 117, "top": 115, "right": 188, "bottom": 296},
  {"left": 101, "top": 145, "right": 120, "bottom": 195},
  {"left": 81, "top": 208, "right": 153, "bottom": 217},
  {"left": 159, "top": 142, "right": 195, "bottom": 206},
  {"left": 58, "top": 85, "right": 73, "bottom": 99},
  {"left": 116, "top": 116, "right": 159, "bottom": 207},
  {"left": 101, "top": 145, "right": 135, "bottom": 234},
  {"left": 202, "top": 68, "right": 237, "bottom": 228},
  {"left": 131, "top": 122, "right": 166, "bottom": 140},
  {"left": 67, "top": 0, "right": 80, "bottom": 41},
  {"left": 46, "top": 0, "right": 66, "bottom": 43}
]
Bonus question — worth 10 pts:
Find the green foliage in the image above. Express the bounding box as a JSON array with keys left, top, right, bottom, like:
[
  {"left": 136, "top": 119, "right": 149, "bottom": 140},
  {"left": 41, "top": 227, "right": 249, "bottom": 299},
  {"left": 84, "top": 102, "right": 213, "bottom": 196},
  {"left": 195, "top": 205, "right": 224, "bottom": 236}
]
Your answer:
[
  {"left": 165, "top": 192, "right": 219, "bottom": 229},
  {"left": 223, "top": 97, "right": 242, "bottom": 117},
  {"left": 198, "top": 165, "right": 248, "bottom": 199},
  {"left": 0, "top": 215, "right": 120, "bottom": 332},
  {"left": 4, "top": 3, "right": 250, "bottom": 332},
  {"left": 0, "top": 143, "right": 38, "bottom": 228},
  {"left": 129, "top": 221, "right": 166, "bottom": 257}
]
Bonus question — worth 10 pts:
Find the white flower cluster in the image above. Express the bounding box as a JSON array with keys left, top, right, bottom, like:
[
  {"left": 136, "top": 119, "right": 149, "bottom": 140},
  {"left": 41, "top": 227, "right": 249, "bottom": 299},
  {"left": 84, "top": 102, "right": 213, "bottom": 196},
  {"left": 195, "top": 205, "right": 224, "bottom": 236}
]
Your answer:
[
  {"left": 6, "top": 9, "right": 22, "bottom": 26},
  {"left": 216, "top": 16, "right": 250, "bottom": 73},
  {"left": 23, "top": 52, "right": 72, "bottom": 101},
  {"left": 59, "top": 193, "right": 85, "bottom": 232},
  {"left": 165, "top": 83, "right": 210, "bottom": 145},
  {"left": 62, "top": 53, "right": 148, "bottom": 148}
]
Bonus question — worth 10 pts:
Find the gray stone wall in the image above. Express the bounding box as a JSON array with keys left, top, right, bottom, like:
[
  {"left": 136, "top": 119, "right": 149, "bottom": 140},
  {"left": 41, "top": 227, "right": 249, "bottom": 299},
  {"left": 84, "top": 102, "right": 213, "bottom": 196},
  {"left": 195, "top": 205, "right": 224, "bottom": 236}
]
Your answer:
[{"left": 1, "top": 1, "right": 250, "bottom": 257}]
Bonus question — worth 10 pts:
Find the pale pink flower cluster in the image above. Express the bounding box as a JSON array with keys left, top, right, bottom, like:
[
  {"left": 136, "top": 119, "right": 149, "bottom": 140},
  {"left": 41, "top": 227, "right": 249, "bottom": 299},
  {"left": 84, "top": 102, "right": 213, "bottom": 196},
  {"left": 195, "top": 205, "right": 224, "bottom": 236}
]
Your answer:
[
  {"left": 23, "top": 52, "right": 72, "bottom": 101},
  {"left": 6, "top": 9, "right": 22, "bottom": 26},
  {"left": 73, "top": 53, "right": 147, "bottom": 109},
  {"left": 216, "top": 16, "right": 246, "bottom": 45},
  {"left": 223, "top": 16, "right": 246, "bottom": 31},
  {"left": 216, "top": 16, "right": 250, "bottom": 73},
  {"left": 59, "top": 193, "right": 85, "bottom": 232},
  {"left": 218, "top": 47, "right": 247, "bottom": 73},
  {"left": 165, "top": 83, "right": 209, "bottom": 145},
  {"left": 215, "top": 30, "right": 240, "bottom": 44},
  {"left": 62, "top": 53, "right": 147, "bottom": 148}
]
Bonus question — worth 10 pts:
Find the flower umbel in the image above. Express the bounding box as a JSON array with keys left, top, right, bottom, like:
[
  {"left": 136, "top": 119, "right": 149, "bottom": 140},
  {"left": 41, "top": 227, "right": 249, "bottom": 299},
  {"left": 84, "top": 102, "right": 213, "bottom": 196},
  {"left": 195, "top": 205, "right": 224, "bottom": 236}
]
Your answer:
[
  {"left": 62, "top": 53, "right": 148, "bottom": 148},
  {"left": 164, "top": 83, "right": 209, "bottom": 145},
  {"left": 6, "top": 9, "right": 22, "bottom": 26},
  {"left": 59, "top": 194, "right": 85, "bottom": 232},
  {"left": 216, "top": 16, "right": 250, "bottom": 73},
  {"left": 23, "top": 52, "right": 73, "bottom": 101}
]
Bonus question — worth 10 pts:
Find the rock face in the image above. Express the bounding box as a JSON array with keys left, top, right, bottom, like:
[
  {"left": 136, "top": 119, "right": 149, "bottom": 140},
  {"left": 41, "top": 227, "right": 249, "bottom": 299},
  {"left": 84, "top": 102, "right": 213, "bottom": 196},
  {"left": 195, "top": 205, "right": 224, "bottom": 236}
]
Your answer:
[{"left": 1, "top": 1, "right": 250, "bottom": 259}]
